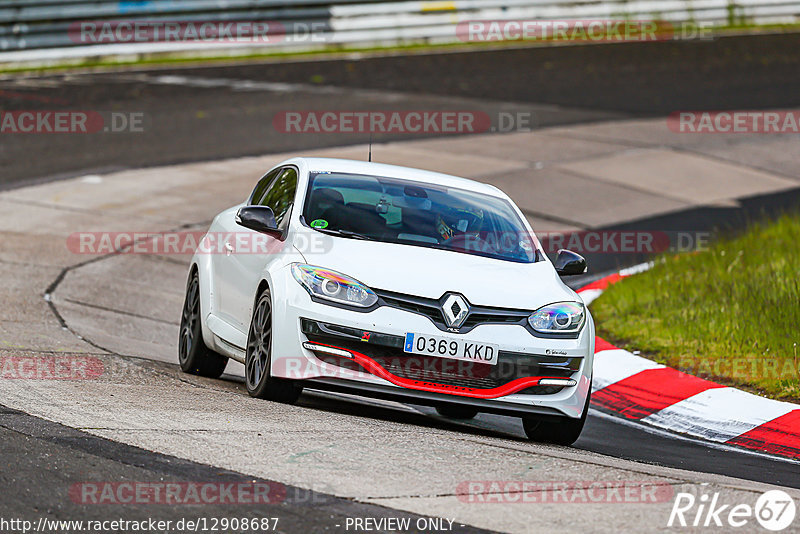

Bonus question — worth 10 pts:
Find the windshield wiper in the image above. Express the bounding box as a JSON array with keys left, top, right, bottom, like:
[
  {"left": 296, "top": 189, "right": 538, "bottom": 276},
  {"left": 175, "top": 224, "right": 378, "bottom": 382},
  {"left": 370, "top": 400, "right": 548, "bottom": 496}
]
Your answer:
[{"left": 311, "top": 227, "right": 375, "bottom": 241}]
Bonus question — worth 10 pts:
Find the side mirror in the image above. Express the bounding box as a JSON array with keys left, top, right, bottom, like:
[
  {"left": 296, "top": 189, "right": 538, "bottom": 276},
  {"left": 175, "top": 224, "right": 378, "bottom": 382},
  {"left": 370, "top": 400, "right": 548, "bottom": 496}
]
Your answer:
[
  {"left": 554, "top": 249, "right": 587, "bottom": 276},
  {"left": 235, "top": 206, "right": 280, "bottom": 235}
]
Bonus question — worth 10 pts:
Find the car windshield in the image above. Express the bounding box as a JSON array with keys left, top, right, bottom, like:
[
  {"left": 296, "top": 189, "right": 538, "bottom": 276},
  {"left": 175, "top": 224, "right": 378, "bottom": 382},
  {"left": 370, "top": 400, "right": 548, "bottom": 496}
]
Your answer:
[{"left": 302, "top": 172, "right": 538, "bottom": 263}]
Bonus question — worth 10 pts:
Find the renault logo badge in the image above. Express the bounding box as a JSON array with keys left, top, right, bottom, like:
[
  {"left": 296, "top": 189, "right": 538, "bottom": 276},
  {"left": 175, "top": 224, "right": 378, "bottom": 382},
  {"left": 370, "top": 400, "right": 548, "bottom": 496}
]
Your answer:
[{"left": 442, "top": 294, "right": 470, "bottom": 329}]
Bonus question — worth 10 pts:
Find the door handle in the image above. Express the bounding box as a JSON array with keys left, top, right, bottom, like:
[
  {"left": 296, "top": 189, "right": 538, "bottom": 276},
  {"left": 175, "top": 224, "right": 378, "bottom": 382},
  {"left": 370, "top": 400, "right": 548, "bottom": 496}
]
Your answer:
[{"left": 224, "top": 242, "right": 234, "bottom": 255}]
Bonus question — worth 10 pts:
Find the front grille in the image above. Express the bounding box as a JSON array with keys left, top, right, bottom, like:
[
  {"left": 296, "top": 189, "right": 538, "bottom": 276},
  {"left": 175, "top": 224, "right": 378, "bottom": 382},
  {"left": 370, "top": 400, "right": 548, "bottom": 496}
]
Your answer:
[
  {"left": 371, "top": 349, "right": 500, "bottom": 389},
  {"left": 462, "top": 312, "right": 528, "bottom": 329},
  {"left": 301, "top": 319, "right": 578, "bottom": 394},
  {"left": 373, "top": 289, "right": 529, "bottom": 334},
  {"left": 377, "top": 292, "right": 444, "bottom": 324}
]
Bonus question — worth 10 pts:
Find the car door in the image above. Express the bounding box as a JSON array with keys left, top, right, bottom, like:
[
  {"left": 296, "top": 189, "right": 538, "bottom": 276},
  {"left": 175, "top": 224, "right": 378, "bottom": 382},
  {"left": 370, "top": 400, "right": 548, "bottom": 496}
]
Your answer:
[
  {"left": 211, "top": 167, "right": 281, "bottom": 337},
  {"left": 225, "top": 166, "right": 299, "bottom": 332}
]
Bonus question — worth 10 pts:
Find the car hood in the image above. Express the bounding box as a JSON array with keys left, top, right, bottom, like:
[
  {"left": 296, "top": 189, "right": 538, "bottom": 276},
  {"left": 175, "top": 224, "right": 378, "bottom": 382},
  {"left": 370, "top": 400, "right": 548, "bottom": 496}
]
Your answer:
[{"left": 294, "top": 233, "right": 579, "bottom": 309}]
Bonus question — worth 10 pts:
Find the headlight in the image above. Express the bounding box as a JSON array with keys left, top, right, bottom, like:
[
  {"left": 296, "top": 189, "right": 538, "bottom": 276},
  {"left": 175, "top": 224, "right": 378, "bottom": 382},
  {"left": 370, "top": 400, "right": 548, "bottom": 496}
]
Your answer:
[
  {"left": 291, "top": 264, "right": 378, "bottom": 308},
  {"left": 528, "top": 302, "right": 585, "bottom": 334}
]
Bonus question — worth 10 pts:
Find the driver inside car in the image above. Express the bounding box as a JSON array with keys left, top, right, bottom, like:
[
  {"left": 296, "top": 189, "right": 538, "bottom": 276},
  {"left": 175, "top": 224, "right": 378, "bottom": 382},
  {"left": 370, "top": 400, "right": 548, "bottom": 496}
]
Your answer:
[{"left": 434, "top": 207, "right": 484, "bottom": 245}]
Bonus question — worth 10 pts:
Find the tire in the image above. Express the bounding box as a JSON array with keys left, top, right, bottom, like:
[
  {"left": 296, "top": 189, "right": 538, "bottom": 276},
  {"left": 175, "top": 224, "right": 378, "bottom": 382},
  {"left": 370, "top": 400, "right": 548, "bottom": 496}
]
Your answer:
[
  {"left": 178, "top": 270, "right": 228, "bottom": 378},
  {"left": 245, "top": 286, "right": 302, "bottom": 403},
  {"left": 436, "top": 404, "right": 479, "bottom": 419},
  {"left": 522, "top": 388, "right": 591, "bottom": 446}
]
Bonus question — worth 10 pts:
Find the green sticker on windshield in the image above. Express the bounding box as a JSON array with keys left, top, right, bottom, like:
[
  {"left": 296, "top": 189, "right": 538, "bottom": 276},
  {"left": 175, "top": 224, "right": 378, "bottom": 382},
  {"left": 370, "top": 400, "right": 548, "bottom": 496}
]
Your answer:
[{"left": 310, "top": 219, "right": 328, "bottom": 229}]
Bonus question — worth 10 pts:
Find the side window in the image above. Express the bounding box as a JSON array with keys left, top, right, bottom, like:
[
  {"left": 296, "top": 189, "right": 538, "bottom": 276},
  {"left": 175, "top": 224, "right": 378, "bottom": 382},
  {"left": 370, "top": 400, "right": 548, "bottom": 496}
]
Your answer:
[
  {"left": 249, "top": 168, "right": 282, "bottom": 205},
  {"left": 258, "top": 167, "right": 298, "bottom": 228}
]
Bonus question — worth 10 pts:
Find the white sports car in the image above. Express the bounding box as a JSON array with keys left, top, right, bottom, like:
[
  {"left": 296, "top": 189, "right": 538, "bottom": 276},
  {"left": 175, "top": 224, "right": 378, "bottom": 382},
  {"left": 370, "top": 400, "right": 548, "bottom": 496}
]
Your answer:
[{"left": 179, "top": 157, "right": 594, "bottom": 444}]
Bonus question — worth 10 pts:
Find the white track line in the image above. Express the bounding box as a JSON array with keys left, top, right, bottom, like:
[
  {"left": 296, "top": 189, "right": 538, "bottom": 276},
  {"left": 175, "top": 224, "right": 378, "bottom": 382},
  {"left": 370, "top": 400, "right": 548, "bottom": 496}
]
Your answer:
[
  {"left": 592, "top": 348, "right": 666, "bottom": 392},
  {"left": 590, "top": 409, "right": 800, "bottom": 465},
  {"left": 641, "top": 387, "right": 798, "bottom": 443}
]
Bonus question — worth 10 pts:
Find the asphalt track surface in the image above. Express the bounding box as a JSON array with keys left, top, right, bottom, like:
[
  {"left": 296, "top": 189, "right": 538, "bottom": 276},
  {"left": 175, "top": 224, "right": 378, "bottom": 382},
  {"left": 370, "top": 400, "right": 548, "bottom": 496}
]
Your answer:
[
  {"left": 0, "top": 405, "right": 491, "bottom": 534},
  {"left": 3, "top": 32, "right": 800, "bottom": 188},
  {"left": 2, "top": 33, "right": 800, "bottom": 531}
]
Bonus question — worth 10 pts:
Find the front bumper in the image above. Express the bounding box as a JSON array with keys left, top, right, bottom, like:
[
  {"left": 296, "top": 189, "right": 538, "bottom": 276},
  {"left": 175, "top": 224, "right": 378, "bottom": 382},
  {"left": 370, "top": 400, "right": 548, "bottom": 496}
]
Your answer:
[{"left": 270, "top": 268, "right": 594, "bottom": 419}]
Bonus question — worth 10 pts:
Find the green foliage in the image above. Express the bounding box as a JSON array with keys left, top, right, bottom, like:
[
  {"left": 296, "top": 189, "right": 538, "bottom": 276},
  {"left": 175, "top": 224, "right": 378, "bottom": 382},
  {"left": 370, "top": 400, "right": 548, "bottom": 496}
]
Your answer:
[{"left": 592, "top": 214, "right": 800, "bottom": 400}]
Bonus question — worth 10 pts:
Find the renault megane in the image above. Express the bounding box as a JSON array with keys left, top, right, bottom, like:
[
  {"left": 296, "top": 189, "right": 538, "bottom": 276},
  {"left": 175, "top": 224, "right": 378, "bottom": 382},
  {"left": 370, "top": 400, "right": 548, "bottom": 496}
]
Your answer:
[{"left": 179, "top": 157, "right": 594, "bottom": 445}]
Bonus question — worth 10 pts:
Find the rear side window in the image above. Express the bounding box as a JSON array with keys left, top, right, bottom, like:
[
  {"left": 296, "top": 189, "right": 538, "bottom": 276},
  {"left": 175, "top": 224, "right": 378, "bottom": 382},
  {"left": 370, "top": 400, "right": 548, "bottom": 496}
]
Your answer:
[{"left": 258, "top": 167, "right": 298, "bottom": 228}]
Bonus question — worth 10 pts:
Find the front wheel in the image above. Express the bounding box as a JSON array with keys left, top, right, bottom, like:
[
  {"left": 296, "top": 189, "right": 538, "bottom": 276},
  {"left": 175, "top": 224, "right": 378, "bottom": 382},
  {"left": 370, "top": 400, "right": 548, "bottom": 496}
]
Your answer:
[
  {"left": 178, "top": 271, "right": 228, "bottom": 378},
  {"left": 522, "top": 389, "right": 590, "bottom": 446},
  {"left": 245, "top": 286, "right": 302, "bottom": 403}
]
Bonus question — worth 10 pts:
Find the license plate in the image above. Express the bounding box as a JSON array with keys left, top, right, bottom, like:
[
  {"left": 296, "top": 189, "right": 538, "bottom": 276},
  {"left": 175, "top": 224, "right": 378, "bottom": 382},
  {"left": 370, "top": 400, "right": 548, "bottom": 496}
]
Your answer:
[{"left": 403, "top": 333, "right": 499, "bottom": 365}]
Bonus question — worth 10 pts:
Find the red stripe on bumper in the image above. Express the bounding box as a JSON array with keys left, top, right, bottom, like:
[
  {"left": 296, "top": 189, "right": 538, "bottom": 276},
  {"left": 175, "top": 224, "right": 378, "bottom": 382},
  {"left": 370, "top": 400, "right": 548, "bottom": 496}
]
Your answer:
[
  {"left": 309, "top": 342, "right": 577, "bottom": 399},
  {"left": 726, "top": 410, "right": 800, "bottom": 459},
  {"left": 591, "top": 367, "right": 724, "bottom": 419}
]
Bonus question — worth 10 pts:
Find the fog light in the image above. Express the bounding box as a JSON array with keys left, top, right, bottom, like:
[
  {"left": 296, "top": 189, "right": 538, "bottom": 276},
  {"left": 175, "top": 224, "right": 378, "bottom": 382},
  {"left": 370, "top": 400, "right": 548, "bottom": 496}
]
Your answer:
[
  {"left": 302, "top": 342, "right": 353, "bottom": 359},
  {"left": 538, "top": 378, "right": 577, "bottom": 387}
]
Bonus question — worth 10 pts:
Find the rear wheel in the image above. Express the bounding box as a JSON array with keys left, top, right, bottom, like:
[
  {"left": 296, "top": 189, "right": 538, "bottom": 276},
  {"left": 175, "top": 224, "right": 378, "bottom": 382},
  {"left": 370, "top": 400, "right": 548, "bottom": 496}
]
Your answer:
[
  {"left": 245, "top": 286, "right": 302, "bottom": 403},
  {"left": 435, "top": 405, "right": 479, "bottom": 419},
  {"left": 522, "top": 389, "right": 590, "bottom": 446},
  {"left": 178, "top": 271, "right": 228, "bottom": 378}
]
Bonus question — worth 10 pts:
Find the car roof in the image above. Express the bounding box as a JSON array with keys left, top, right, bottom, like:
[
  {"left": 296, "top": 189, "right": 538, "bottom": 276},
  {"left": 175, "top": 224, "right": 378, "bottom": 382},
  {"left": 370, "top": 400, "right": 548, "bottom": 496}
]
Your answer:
[{"left": 283, "top": 157, "right": 506, "bottom": 198}]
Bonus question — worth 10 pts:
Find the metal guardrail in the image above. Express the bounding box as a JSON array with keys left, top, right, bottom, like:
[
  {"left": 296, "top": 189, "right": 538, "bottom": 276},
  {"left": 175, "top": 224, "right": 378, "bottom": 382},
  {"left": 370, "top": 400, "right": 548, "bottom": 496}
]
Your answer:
[{"left": 0, "top": 0, "right": 798, "bottom": 60}]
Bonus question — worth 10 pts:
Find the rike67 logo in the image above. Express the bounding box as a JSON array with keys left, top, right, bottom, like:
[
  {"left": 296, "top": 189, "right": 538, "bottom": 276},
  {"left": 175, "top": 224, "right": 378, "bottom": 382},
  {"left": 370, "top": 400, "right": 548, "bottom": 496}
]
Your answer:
[{"left": 668, "top": 490, "right": 796, "bottom": 531}]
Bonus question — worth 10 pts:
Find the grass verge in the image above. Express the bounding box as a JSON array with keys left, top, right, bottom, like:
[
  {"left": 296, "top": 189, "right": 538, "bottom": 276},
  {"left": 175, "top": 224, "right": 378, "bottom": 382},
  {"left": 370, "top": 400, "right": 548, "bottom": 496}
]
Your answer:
[{"left": 591, "top": 213, "right": 800, "bottom": 401}]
